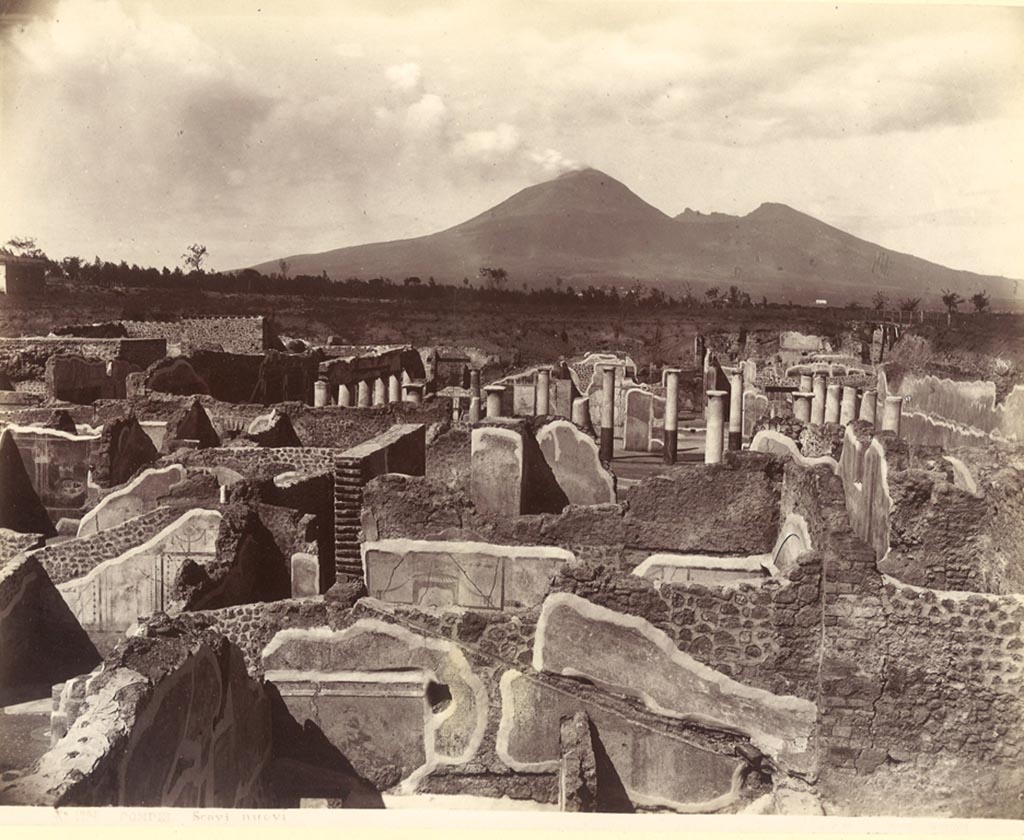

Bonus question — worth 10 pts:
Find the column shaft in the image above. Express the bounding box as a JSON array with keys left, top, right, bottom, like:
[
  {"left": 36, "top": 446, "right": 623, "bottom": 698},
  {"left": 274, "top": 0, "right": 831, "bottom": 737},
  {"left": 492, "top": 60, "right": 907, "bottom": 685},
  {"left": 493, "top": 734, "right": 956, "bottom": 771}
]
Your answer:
[
  {"left": 728, "top": 371, "right": 743, "bottom": 450},
  {"left": 811, "top": 374, "right": 827, "bottom": 426},
  {"left": 663, "top": 368, "right": 680, "bottom": 464},
  {"left": 825, "top": 384, "right": 842, "bottom": 424},
  {"left": 599, "top": 366, "right": 616, "bottom": 462},
  {"left": 705, "top": 390, "right": 726, "bottom": 465},
  {"left": 535, "top": 368, "right": 551, "bottom": 416}
]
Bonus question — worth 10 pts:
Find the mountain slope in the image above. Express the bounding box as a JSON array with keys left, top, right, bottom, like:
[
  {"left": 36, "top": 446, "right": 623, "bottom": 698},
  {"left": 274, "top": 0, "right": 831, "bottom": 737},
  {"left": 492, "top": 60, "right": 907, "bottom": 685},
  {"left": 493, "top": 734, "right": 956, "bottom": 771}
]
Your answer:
[{"left": 250, "top": 168, "right": 1020, "bottom": 305}]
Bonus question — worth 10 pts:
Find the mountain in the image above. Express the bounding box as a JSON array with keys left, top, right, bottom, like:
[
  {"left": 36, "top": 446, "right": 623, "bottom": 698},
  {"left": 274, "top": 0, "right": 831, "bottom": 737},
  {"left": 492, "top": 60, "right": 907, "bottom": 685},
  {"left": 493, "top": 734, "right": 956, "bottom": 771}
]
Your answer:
[{"left": 250, "top": 168, "right": 1020, "bottom": 306}]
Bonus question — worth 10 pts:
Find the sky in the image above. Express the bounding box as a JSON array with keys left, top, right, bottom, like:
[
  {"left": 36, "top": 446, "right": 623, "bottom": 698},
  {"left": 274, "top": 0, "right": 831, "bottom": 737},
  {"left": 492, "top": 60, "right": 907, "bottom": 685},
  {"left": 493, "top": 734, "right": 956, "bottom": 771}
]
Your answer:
[{"left": 1, "top": 0, "right": 1023, "bottom": 277}]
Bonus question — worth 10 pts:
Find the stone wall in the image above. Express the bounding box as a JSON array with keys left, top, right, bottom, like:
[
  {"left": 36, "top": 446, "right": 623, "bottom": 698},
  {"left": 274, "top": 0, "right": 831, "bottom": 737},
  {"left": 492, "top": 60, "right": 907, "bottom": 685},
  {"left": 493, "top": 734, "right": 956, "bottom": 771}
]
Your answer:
[
  {"left": 31, "top": 505, "right": 187, "bottom": 585},
  {"left": 839, "top": 424, "right": 1024, "bottom": 595},
  {"left": 0, "top": 527, "right": 43, "bottom": 565},
  {"left": 46, "top": 355, "right": 136, "bottom": 403},
  {"left": 881, "top": 368, "right": 1024, "bottom": 445},
  {"left": 0, "top": 337, "right": 166, "bottom": 385},
  {"left": 76, "top": 464, "right": 188, "bottom": 537},
  {"left": 0, "top": 627, "right": 272, "bottom": 806},
  {"left": 119, "top": 316, "right": 268, "bottom": 354},
  {"left": 143, "top": 350, "right": 321, "bottom": 406},
  {"left": 0, "top": 554, "right": 101, "bottom": 705},
  {"left": 319, "top": 345, "right": 425, "bottom": 394},
  {"left": 166, "top": 446, "right": 339, "bottom": 478},
  {"left": 57, "top": 508, "right": 223, "bottom": 632},
  {"left": 364, "top": 452, "right": 783, "bottom": 565},
  {"left": 6, "top": 424, "right": 99, "bottom": 522},
  {"left": 84, "top": 393, "right": 451, "bottom": 452}
]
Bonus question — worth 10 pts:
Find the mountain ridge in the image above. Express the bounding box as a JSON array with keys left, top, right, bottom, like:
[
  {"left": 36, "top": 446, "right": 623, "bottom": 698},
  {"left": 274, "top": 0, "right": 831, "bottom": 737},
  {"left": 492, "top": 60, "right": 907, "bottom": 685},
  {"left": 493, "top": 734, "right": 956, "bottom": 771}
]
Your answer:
[{"left": 250, "top": 168, "right": 1020, "bottom": 306}]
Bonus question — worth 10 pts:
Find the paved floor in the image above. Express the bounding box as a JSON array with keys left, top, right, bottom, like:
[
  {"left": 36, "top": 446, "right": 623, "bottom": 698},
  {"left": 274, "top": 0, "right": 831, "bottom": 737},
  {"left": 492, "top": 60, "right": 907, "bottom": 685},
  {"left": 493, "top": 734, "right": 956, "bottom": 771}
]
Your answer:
[{"left": 612, "top": 425, "right": 707, "bottom": 499}]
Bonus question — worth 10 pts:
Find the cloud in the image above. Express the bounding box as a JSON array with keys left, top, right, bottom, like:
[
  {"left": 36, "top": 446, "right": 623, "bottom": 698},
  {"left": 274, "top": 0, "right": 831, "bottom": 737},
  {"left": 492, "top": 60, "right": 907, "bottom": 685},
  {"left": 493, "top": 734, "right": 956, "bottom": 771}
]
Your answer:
[
  {"left": 528, "top": 148, "right": 579, "bottom": 175},
  {"left": 385, "top": 61, "right": 422, "bottom": 92},
  {"left": 454, "top": 123, "right": 521, "bottom": 161},
  {"left": 2, "top": 0, "right": 1020, "bottom": 276}
]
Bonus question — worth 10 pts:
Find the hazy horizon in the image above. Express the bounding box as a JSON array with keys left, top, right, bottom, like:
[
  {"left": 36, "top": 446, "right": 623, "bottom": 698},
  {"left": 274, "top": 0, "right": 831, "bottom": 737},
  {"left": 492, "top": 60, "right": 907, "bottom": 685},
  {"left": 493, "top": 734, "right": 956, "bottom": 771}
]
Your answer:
[{"left": 2, "top": 0, "right": 1022, "bottom": 278}]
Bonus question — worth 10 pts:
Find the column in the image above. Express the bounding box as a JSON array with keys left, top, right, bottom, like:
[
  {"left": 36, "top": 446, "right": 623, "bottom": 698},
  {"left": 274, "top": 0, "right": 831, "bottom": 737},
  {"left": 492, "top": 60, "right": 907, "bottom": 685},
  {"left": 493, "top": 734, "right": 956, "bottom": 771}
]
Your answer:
[
  {"left": 859, "top": 389, "right": 878, "bottom": 427},
  {"left": 793, "top": 392, "right": 813, "bottom": 423},
  {"left": 313, "top": 379, "right": 328, "bottom": 407},
  {"left": 357, "top": 379, "right": 371, "bottom": 407},
  {"left": 824, "top": 383, "right": 842, "bottom": 424},
  {"left": 839, "top": 386, "right": 857, "bottom": 426},
  {"left": 373, "top": 376, "right": 387, "bottom": 406},
  {"left": 705, "top": 390, "right": 726, "bottom": 465},
  {"left": 882, "top": 395, "right": 903, "bottom": 436},
  {"left": 599, "top": 365, "right": 616, "bottom": 462},
  {"left": 401, "top": 369, "right": 412, "bottom": 402},
  {"left": 338, "top": 383, "right": 353, "bottom": 407},
  {"left": 811, "top": 373, "right": 827, "bottom": 426},
  {"left": 485, "top": 384, "right": 505, "bottom": 418},
  {"left": 663, "top": 367, "right": 680, "bottom": 464},
  {"left": 402, "top": 382, "right": 424, "bottom": 405},
  {"left": 535, "top": 367, "right": 551, "bottom": 416},
  {"left": 799, "top": 373, "right": 813, "bottom": 394},
  {"left": 388, "top": 373, "right": 401, "bottom": 403},
  {"left": 728, "top": 371, "right": 743, "bottom": 451},
  {"left": 468, "top": 369, "right": 482, "bottom": 423}
]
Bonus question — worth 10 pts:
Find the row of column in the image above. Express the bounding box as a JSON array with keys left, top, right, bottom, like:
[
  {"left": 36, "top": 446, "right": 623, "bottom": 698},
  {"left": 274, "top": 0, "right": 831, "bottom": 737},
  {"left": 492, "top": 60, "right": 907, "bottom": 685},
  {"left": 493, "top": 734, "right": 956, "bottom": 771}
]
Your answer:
[
  {"left": 313, "top": 371, "right": 423, "bottom": 407},
  {"left": 790, "top": 374, "right": 903, "bottom": 435},
  {"left": 470, "top": 366, "right": 555, "bottom": 424}
]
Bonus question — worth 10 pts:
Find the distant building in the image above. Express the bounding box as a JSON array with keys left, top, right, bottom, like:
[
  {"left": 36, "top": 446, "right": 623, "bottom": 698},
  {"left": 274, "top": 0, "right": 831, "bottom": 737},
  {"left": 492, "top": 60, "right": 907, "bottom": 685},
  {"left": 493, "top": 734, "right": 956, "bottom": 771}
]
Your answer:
[
  {"left": 814, "top": 298, "right": 828, "bottom": 306},
  {"left": 0, "top": 254, "right": 47, "bottom": 295}
]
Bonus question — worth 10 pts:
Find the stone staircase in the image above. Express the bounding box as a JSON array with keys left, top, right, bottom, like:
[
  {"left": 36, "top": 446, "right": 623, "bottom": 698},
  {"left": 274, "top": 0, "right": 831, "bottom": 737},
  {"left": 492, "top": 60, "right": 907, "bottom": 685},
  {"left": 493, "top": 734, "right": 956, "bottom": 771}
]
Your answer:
[{"left": 333, "top": 456, "right": 364, "bottom": 578}]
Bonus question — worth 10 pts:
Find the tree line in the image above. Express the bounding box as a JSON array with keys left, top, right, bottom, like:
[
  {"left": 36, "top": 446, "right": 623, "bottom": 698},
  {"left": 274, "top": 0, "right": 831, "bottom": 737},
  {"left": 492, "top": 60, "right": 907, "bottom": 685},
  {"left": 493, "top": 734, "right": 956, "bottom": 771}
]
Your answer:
[{"left": 3, "top": 236, "right": 995, "bottom": 315}]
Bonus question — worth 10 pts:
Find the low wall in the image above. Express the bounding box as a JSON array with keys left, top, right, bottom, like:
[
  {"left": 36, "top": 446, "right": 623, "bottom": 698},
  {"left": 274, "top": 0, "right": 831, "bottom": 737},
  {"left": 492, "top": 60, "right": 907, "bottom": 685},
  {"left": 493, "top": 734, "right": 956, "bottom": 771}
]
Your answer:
[
  {"left": 0, "top": 628, "right": 272, "bottom": 806},
  {"left": 365, "top": 452, "right": 783, "bottom": 564},
  {"left": 362, "top": 538, "right": 573, "bottom": 611}
]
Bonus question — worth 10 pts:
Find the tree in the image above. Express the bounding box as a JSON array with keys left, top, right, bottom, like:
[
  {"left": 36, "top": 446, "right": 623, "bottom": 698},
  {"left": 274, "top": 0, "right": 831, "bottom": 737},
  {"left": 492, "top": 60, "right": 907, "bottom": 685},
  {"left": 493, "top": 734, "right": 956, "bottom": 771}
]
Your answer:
[
  {"left": 478, "top": 266, "right": 508, "bottom": 291},
  {"left": 871, "top": 291, "right": 887, "bottom": 311},
  {"left": 182, "top": 243, "right": 208, "bottom": 273},
  {"left": 705, "top": 287, "right": 720, "bottom": 306},
  {"left": 941, "top": 288, "right": 963, "bottom": 326},
  {"left": 60, "top": 256, "right": 82, "bottom": 281},
  {"left": 278, "top": 259, "right": 290, "bottom": 278},
  {"left": 971, "top": 290, "right": 990, "bottom": 313},
  {"left": 899, "top": 297, "right": 921, "bottom": 312},
  {"left": 3, "top": 236, "right": 45, "bottom": 258}
]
